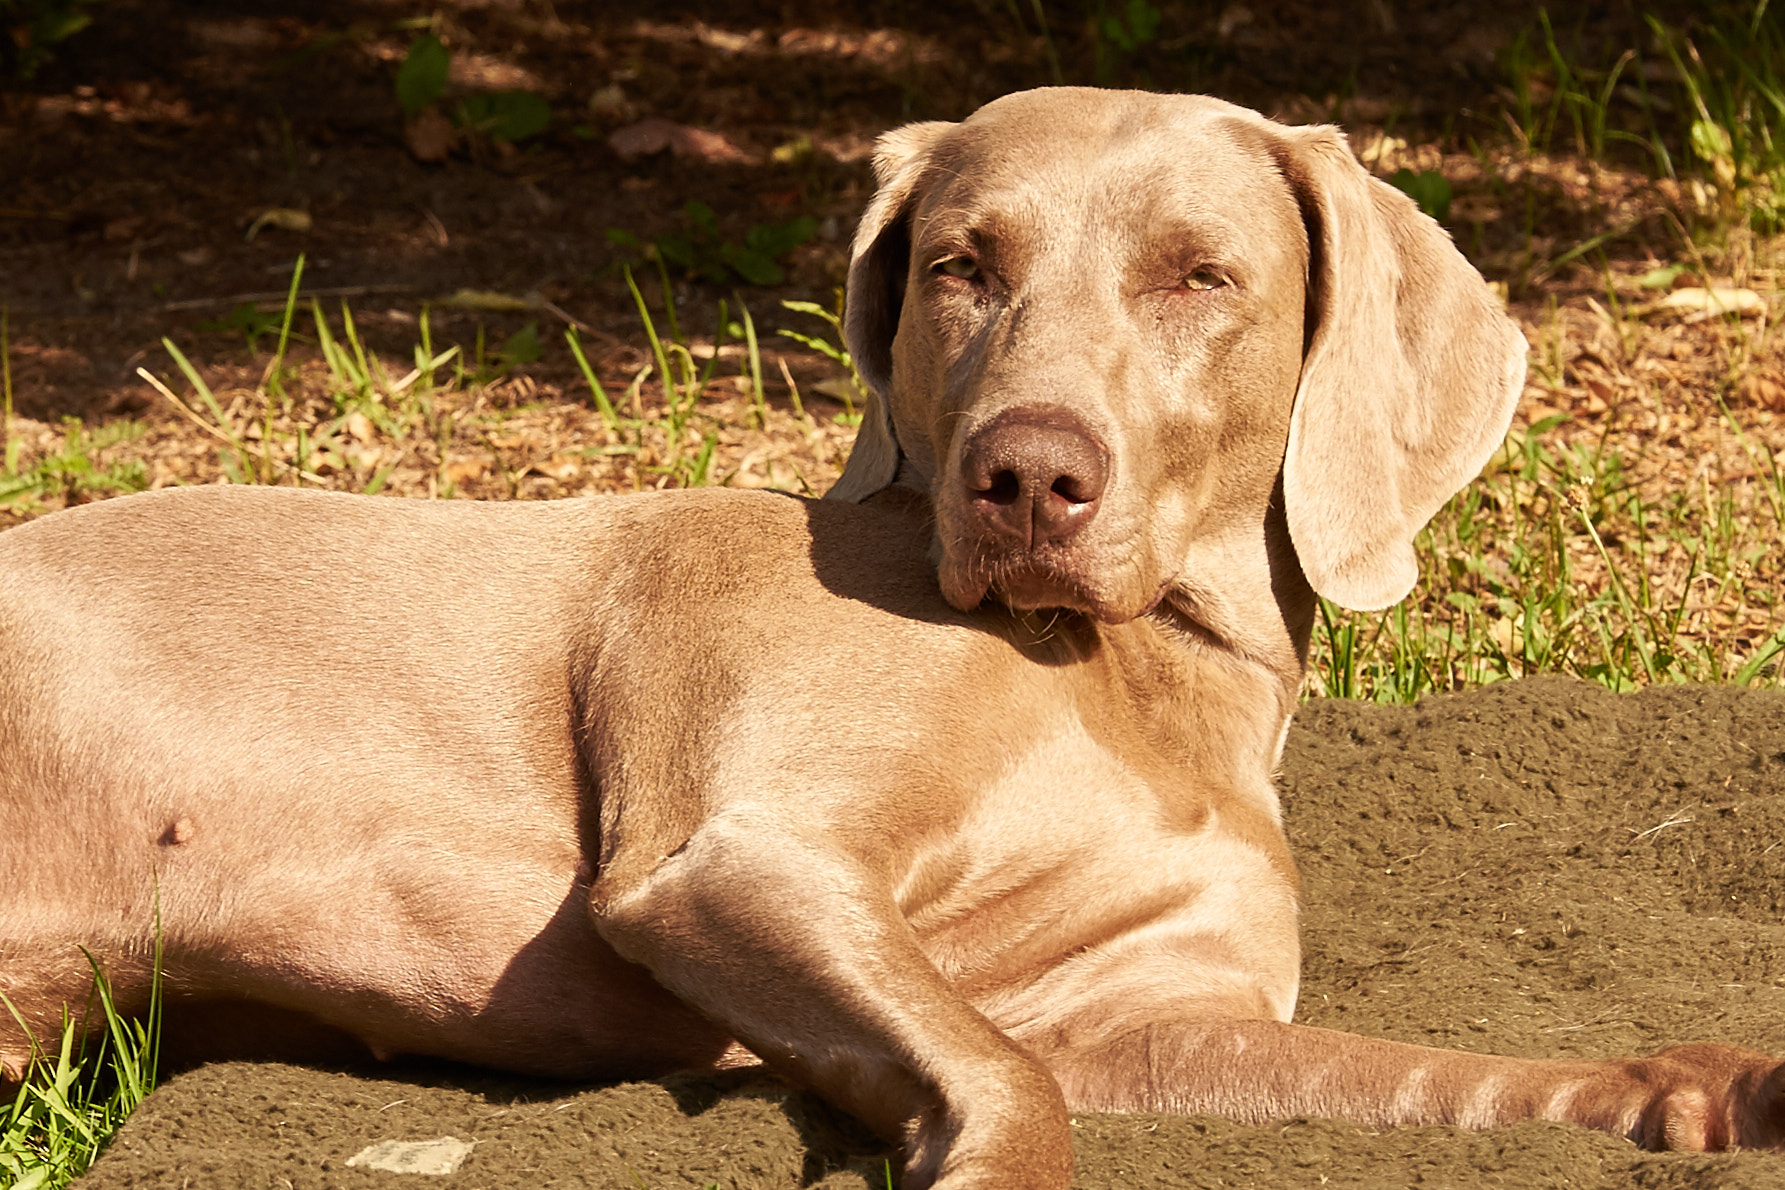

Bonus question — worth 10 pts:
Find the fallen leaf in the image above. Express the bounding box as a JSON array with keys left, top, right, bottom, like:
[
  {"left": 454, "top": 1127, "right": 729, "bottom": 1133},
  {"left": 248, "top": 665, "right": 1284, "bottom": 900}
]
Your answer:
[
  {"left": 404, "top": 106, "right": 457, "bottom": 163},
  {"left": 1740, "top": 371, "right": 1785, "bottom": 412},
  {"left": 345, "top": 411, "right": 375, "bottom": 443},
  {"left": 1580, "top": 377, "right": 1612, "bottom": 414},
  {"left": 1648, "top": 286, "right": 1766, "bottom": 322},
  {"left": 244, "top": 207, "right": 311, "bottom": 241},
  {"left": 530, "top": 455, "right": 581, "bottom": 481},
  {"left": 436, "top": 288, "right": 535, "bottom": 312},
  {"left": 442, "top": 456, "right": 490, "bottom": 484},
  {"left": 607, "top": 117, "right": 753, "bottom": 164}
]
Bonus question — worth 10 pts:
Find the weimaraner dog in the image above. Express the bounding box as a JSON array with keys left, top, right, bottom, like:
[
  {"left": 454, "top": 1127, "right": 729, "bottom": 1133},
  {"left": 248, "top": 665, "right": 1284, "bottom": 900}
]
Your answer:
[{"left": 4, "top": 89, "right": 1783, "bottom": 1187}]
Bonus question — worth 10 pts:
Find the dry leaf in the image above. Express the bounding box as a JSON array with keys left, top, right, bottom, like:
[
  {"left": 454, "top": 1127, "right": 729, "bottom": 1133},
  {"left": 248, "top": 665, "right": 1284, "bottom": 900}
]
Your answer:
[
  {"left": 436, "top": 288, "right": 535, "bottom": 312},
  {"left": 1581, "top": 377, "right": 1613, "bottom": 414},
  {"left": 531, "top": 455, "right": 581, "bottom": 481},
  {"left": 1740, "top": 371, "right": 1785, "bottom": 412},
  {"left": 103, "top": 215, "right": 146, "bottom": 241},
  {"left": 1648, "top": 286, "right": 1766, "bottom": 322},
  {"left": 442, "top": 456, "right": 490, "bottom": 484},
  {"left": 607, "top": 118, "right": 753, "bottom": 164},
  {"left": 405, "top": 107, "right": 457, "bottom": 163},
  {"left": 244, "top": 207, "right": 311, "bottom": 241}
]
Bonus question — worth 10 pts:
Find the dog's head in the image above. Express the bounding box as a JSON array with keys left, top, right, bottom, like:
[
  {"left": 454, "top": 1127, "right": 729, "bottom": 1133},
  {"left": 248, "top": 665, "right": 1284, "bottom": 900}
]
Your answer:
[{"left": 828, "top": 88, "right": 1525, "bottom": 630}]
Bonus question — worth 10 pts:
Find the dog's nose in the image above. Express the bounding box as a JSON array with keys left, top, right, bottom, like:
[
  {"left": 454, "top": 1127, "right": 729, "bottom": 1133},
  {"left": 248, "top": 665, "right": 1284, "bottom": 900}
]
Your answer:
[{"left": 960, "top": 407, "right": 1109, "bottom": 548}]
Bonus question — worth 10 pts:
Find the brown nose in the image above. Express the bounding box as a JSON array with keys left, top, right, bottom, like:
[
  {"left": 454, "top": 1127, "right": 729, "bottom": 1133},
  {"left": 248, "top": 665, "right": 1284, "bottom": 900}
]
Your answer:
[{"left": 959, "top": 406, "right": 1109, "bottom": 548}]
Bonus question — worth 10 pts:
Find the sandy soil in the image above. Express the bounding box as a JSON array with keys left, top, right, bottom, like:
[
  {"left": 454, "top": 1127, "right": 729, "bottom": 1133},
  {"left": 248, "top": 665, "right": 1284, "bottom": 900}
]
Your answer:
[{"left": 76, "top": 677, "right": 1785, "bottom": 1189}]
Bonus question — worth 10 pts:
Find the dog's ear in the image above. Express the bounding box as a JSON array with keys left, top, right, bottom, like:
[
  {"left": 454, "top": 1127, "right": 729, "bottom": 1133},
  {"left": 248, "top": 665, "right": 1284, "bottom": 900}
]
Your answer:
[
  {"left": 827, "top": 120, "right": 954, "bottom": 504},
  {"left": 1275, "top": 125, "right": 1527, "bottom": 610}
]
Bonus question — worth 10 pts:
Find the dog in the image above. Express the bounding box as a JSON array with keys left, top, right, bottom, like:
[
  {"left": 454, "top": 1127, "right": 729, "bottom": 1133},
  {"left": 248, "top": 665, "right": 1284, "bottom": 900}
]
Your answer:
[{"left": 4, "top": 89, "right": 1782, "bottom": 1189}]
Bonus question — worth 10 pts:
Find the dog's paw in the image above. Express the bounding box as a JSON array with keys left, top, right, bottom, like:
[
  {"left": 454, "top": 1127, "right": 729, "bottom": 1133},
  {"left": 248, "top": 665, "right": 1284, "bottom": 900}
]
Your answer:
[{"left": 1617, "top": 1043, "right": 1785, "bottom": 1152}]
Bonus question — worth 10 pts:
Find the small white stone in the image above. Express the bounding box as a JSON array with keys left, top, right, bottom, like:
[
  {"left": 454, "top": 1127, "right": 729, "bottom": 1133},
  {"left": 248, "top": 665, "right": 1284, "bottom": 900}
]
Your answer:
[{"left": 344, "top": 1136, "right": 475, "bottom": 1176}]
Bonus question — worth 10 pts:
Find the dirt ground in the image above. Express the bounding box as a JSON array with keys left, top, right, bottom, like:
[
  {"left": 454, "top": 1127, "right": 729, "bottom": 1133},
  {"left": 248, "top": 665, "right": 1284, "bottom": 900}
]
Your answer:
[{"left": 75, "top": 677, "right": 1785, "bottom": 1189}]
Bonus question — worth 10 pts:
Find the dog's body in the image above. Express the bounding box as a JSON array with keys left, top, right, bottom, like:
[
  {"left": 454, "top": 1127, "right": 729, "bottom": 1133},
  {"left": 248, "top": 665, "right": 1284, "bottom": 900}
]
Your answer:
[{"left": 5, "top": 89, "right": 1784, "bottom": 1187}]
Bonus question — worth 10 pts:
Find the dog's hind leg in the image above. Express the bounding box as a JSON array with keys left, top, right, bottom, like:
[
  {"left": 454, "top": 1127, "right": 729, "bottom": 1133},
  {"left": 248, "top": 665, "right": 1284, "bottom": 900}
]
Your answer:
[{"left": 0, "top": 938, "right": 161, "bottom": 1090}]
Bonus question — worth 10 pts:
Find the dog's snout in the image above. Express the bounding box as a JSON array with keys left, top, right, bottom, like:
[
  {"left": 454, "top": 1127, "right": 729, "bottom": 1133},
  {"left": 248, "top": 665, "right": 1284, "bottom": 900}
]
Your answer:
[{"left": 961, "top": 408, "right": 1109, "bottom": 547}]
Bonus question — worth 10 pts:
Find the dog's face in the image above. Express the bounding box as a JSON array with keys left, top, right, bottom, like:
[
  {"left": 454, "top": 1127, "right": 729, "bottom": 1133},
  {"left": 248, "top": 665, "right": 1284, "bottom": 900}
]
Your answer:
[
  {"left": 832, "top": 89, "right": 1527, "bottom": 625},
  {"left": 882, "top": 95, "right": 1309, "bottom": 623}
]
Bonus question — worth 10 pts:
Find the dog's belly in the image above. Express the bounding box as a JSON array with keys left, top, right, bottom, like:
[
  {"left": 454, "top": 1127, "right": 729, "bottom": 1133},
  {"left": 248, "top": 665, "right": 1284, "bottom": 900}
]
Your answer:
[{"left": 3, "top": 768, "right": 733, "bottom": 1081}]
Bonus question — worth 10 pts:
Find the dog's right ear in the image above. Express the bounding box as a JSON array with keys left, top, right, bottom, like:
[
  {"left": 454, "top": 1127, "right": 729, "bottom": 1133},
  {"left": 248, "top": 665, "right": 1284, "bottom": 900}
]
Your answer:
[{"left": 827, "top": 120, "right": 955, "bottom": 504}]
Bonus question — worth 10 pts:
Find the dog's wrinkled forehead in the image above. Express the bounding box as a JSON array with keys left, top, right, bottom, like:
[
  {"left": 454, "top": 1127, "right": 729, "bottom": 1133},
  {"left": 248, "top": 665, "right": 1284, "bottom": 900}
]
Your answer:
[{"left": 906, "top": 91, "right": 1306, "bottom": 270}]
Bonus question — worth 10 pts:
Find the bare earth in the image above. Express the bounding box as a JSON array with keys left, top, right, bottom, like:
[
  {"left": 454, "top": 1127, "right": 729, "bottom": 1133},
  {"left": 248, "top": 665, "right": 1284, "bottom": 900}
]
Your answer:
[{"left": 76, "top": 677, "right": 1785, "bottom": 1189}]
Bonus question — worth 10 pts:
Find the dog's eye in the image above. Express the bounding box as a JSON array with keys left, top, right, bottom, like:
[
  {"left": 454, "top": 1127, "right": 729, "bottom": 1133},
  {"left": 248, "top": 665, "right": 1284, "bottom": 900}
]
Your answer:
[
  {"left": 936, "top": 255, "right": 981, "bottom": 281},
  {"left": 1177, "top": 270, "right": 1227, "bottom": 292}
]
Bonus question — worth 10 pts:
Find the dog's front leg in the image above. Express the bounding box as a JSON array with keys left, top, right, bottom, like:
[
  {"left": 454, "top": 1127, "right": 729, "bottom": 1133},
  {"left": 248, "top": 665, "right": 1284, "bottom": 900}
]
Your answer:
[
  {"left": 590, "top": 814, "right": 1072, "bottom": 1190},
  {"left": 1041, "top": 1016, "right": 1785, "bottom": 1150}
]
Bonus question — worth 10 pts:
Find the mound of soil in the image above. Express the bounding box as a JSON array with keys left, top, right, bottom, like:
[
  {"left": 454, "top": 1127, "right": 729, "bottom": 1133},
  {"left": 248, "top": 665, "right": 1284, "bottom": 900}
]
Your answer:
[{"left": 78, "top": 677, "right": 1785, "bottom": 1189}]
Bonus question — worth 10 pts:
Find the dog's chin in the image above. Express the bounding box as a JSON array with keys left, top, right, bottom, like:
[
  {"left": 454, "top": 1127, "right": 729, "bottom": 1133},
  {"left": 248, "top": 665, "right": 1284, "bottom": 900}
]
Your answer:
[{"left": 939, "top": 558, "right": 1153, "bottom": 625}]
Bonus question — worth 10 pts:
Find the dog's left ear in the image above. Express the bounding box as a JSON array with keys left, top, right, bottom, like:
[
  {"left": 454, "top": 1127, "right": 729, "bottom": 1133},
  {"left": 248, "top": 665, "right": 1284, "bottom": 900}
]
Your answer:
[
  {"left": 1275, "top": 125, "right": 1527, "bottom": 610},
  {"left": 826, "top": 120, "right": 954, "bottom": 504}
]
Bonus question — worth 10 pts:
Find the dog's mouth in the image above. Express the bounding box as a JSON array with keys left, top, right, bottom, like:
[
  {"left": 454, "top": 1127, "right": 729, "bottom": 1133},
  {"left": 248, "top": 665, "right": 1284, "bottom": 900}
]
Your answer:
[{"left": 938, "top": 550, "right": 1160, "bottom": 625}]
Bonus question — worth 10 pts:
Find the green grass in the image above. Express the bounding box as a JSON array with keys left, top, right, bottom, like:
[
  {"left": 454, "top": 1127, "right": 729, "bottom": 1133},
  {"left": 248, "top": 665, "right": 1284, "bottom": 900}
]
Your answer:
[
  {"left": 0, "top": 418, "right": 148, "bottom": 510},
  {"left": 1500, "top": 3, "right": 1784, "bottom": 230},
  {"left": 1307, "top": 403, "right": 1785, "bottom": 702},
  {"left": 1, "top": 949, "right": 161, "bottom": 1190}
]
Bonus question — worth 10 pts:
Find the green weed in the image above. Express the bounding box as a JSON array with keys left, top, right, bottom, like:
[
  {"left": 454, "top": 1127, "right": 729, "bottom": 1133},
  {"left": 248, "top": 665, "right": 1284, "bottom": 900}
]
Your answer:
[
  {"left": 609, "top": 202, "right": 819, "bottom": 288},
  {"left": 1308, "top": 404, "right": 1784, "bottom": 702},
  {"left": 0, "top": 420, "right": 148, "bottom": 510},
  {"left": 396, "top": 30, "right": 550, "bottom": 145},
  {"left": 1649, "top": 7, "right": 1785, "bottom": 231},
  {"left": 1500, "top": 5, "right": 1783, "bottom": 232},
  {"left": 1386, "top": 168, "right": 1453, "bottom": 221},
  {"left": 778, "top": 295, "right": 867, "bottom": 425},
  {"left": 0, "top": 0, "right": 94, "bottom": 80},
  {"left": 1, "top": 944, "right": 162, "bottom": 1190},
  {"left": 623, "top": 264, "right": 725, "bottom": 486},
  {"left": 1092, "top": 0, "right": 1162, "bottom": 83},
  {"left": 2, "top": 305, "right": 16, "bottom": 476}
]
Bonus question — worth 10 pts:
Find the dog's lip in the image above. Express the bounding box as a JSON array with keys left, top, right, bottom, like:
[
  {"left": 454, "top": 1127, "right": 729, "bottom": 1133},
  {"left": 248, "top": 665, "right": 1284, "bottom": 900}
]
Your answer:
[
  {"left": 935, "top": 520, "right": 1172, "bottom": 622},
  {"left": 991, "top": 565, "right": 1094, "bottom": 614},
  {"left": 945, "top": 557, "right": 1154, "bottom": 624}
]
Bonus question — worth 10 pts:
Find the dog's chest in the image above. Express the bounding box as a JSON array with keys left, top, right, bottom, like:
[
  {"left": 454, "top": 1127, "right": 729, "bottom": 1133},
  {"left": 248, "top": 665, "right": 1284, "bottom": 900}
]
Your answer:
[{"left": 889, "top": 715, "right": 1290, "bottom": 990}]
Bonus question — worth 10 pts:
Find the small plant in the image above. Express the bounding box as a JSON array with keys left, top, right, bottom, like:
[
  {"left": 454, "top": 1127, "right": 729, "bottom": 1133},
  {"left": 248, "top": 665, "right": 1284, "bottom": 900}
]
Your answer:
[
  {"left": 623, "top": 264, "right": 726, "bottom": 486},
  {"left": 778, "top": 296, "right": 867, "bottom": 424},
  {"left": 1386, "top": 168, "right": 1453, "bottom": 222},
  {"left": 396, "top": 31, "right": 551, "bottom": 152},
  {"left": 0, "top": 0, "right": 95, "bottom": 80},
  {"left": 2, "top": 306, "right": 17, "bottom": 478},
  {"left": 198, "top": 303, "right": 284, "bottom": 355},
  {"left": 1092, "top": 0, "right": 1161, "bottom": 82},
  {"left": 1649, "top": 10, "right": 1785, "bottom": 231},
  {"left": 608, "top": 202, "right": 818, "bottom": 288},
  {"left": 0, "top": 420, "right": 147, "bottom": 510},
  {"left": 1501, "top": 6, "right": 1783, "bottom": 231},
  {"left": 1, "top": 944, "right": 162, "bottom": 1190}
]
